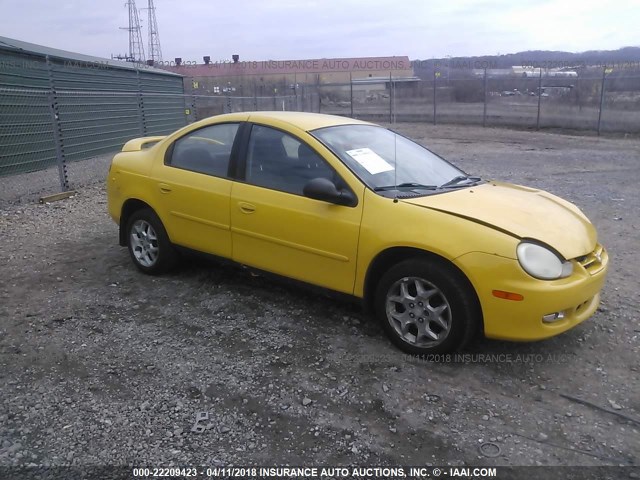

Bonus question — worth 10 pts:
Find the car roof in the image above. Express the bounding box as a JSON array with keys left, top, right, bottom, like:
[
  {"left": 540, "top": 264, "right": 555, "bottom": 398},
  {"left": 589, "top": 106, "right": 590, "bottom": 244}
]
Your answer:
[{"left": 213, "top": 111, "right": 375, "bottom": 132}]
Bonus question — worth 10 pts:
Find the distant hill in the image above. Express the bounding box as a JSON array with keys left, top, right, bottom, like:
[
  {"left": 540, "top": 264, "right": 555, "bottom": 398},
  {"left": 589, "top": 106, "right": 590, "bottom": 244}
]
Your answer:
[{"left": 413, "top": 47, "right": 640, "bottom": 78}]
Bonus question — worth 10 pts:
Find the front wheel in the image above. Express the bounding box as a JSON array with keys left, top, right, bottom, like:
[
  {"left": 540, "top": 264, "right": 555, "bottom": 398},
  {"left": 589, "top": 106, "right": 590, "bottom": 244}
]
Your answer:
[
  {"left": 374, "top": 258, "right": 479, "bottom": 355},
  {"left": 126, "top": 209, "right": 177, "bottom": 275}
]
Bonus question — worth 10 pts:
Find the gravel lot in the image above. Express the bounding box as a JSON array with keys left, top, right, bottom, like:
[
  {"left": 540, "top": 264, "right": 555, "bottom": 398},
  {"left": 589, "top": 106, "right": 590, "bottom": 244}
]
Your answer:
[{"left": 1, "top": 123, "right": 639, "bottom": 474}]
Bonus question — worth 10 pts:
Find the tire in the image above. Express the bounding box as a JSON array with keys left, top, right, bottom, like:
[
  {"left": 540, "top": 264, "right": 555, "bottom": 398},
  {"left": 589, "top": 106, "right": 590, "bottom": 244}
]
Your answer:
[
  {"left": 126, "top": 208, "right": 178, "bottom": 275},
  {"left": 374, "top": 258, "right": 479, "bottom": 355}
]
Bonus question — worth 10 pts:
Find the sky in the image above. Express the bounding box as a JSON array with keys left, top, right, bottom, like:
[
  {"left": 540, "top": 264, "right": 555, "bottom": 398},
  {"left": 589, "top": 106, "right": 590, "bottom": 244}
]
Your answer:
[{"left": 0, "top": 0, "right": 639, "bottom": 62}]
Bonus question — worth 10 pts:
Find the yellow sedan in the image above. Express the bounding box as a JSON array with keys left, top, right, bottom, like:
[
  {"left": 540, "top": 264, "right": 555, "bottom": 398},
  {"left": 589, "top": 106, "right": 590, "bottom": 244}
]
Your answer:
[{"left": 107, "top": 112, "right": 608, "bottom": 354}]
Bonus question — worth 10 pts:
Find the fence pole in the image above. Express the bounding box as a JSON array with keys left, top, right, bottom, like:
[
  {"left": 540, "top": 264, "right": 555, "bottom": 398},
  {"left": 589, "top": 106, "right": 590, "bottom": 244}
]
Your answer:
[
  {"left": 45, "top": 56, "right": 69, "bottom": 192},
  {"left": 389, "top": 72, "right": 393, "bottom": 124},
  {"left": 536, "top": 67, "right": 543, "bottom": 130},
  {"left": 350, "top": 72, "right": 354, "bottom": 118},
  {"left": 392, "top": 75, "right": 396, "bottom": 124},
  {"left": 253, "top": 83, "right": 258, "bottom": 110},
  {"left": 294, "top": 73, "right": 298, "bottom": 111},
  {"left": 135, "top": 67, "right": 146, "bottom": 135},
  {"left": 433, "top": 70, "right": 437, "bottom": 125},
  {"left": 597, "top": 66, "right": 607, "bottom": 136},
  {"left": 482, "top": 68, "right": 488, "bottom": 127}
]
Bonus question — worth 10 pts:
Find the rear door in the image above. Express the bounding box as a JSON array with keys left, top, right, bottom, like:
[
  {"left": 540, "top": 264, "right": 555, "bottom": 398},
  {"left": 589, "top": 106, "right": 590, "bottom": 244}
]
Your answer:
[{"left": 151, "top": 122, "right": 241, "bottom": 257}]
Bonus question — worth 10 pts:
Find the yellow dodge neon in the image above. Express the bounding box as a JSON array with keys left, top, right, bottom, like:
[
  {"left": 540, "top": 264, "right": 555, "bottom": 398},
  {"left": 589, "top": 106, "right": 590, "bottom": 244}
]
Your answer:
[{"left": 107, "top": 112, "right": 608, "bottom": 354}]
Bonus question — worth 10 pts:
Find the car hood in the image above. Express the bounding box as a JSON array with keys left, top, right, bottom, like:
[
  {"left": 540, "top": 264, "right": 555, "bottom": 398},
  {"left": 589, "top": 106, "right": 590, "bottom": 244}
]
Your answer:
[{"left": 402, "top": 181, "right": 597, "bottom": 259}]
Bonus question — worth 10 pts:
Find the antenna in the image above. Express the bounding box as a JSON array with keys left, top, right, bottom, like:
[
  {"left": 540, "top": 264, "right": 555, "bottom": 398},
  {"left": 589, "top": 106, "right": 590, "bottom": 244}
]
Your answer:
[
  {"left": 116, "top": 0, "right": 146, "bottom": 63},
  {"left": 145, "top": 0, "right": 163, "bottom": 64},
  {"left": 393, "top": 130, "right": 398, "bottom": 203}
]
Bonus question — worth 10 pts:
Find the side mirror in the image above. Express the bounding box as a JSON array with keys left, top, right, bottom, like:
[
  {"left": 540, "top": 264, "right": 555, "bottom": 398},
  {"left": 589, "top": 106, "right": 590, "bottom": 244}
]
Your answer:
[{"left": 303, "top": 178, "right": 357, "bottom": 207}]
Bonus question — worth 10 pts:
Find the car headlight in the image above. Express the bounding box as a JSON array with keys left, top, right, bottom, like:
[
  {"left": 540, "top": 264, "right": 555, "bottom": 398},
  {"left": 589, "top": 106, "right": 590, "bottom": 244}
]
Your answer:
[{"left": 516, "top": 242, "right": 573, "bottom": 280}]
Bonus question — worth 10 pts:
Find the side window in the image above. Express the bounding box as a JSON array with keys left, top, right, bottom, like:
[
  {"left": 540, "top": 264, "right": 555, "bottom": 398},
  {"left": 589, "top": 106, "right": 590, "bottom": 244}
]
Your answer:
[
  {"left": 246, "top": 125, "right": 335, "bottom": 195},
  {"left": 169, "top": 123, "right": 239, "bottom": 177}
]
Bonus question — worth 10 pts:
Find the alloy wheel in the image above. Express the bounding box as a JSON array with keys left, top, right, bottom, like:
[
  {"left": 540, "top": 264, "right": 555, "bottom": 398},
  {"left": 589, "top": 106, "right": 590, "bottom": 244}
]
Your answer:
[{"left": 385, "top": 276, "right": 452, "bottom": 347}]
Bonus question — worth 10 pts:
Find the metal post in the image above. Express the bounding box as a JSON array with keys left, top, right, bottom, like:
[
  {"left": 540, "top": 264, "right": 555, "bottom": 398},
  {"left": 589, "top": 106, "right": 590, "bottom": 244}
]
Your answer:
[
  {"left": 577, "top": 76, "right": 583, "bottom": 112},
  {"left": 389, "top": 72, "right": 393, "bottom": 124},
  {"left": 597, "top": 66, "right": 607, "bottom": 136},
  {"left": 273, "top": 91, "right": 277, "bottom": 110},
  {"left": 253, "top": 83, "right": 258, "bottom": 110},
  {"left": 350, "top": 72, "right": 354, "bottom": 118},
  {"left": 294, "top": 73, "right": 298, "bottom": 111},
  {"left": 45, "top": 56, "right": 69, "bottom": 192},
  {"left": 317, "top": 75, "right": 321, "bottom": 113},
  {"left": 433, "top": 70, "right": 437, "bottom": 125},
  {"left": 135, "top": 67, "right": 146, "bottom": 135},
  {"left": 482, "top": 68, "right": 488, "bottom": 127},
  {"left": 191, "top": 94, "right": 197, "bottom": 123},
  {"left": 392, "top": 75, "right": 396, "bottom": 124},
  {"left": 536, "top": 67, "right": 543, "bottom": 130}
]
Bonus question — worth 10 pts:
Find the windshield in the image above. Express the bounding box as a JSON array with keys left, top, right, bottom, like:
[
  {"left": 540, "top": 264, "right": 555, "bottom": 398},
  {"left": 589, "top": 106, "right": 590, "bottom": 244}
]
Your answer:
[{"left": 311, "top": 125, "right": 471, "bottom": 194}]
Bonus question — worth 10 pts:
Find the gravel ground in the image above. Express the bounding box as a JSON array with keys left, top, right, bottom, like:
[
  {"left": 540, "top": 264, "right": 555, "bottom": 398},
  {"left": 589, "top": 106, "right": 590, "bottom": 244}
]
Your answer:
[
  {"left": 1, "top": 123, "right": 639, "bottom": 474},
  {"left": 0, "top": 153, "right": 113, "bottom": 208}
]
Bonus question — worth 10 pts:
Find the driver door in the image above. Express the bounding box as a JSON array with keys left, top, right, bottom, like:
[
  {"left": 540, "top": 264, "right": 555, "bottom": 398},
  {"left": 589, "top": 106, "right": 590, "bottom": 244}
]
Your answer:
[{"left": 230, "top": 124, "right": 364, "bottom": 294}]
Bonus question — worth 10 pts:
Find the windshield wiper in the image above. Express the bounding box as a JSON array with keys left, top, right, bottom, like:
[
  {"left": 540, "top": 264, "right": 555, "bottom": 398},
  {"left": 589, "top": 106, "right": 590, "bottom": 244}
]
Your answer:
[
  {"left": 374, "top": 182, "right": 438, "bottom": 192},
  {"left": 439, "top": 175, "right": 482, "bottom": 188}
]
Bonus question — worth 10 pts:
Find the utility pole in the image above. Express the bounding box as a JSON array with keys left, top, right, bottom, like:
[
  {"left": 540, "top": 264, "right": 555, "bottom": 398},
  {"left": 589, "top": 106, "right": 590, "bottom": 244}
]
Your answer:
[
  {"left": 117, "top": 0, "right": 145, "bottom": 63},
  {"left": 145, "top": 0, "right": 163, "bottom": 64}
]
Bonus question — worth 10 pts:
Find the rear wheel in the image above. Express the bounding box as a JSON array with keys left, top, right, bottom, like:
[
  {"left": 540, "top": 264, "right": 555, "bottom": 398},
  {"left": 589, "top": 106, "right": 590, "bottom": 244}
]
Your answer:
[
  {"left": 126, "top": 209, "right": 177, "bottom": 275},
  {"left": 374, "top": 258, "right": 479, "bottom": 355}
]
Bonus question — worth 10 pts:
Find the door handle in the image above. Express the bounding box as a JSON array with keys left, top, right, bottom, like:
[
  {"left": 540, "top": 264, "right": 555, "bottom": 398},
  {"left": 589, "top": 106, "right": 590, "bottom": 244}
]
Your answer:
[
  {"left": 238, "top": 202, "right": 256, "bottom": 214},
  {"left": 158, "top": 183, "right": 172, "bottom": 193}
]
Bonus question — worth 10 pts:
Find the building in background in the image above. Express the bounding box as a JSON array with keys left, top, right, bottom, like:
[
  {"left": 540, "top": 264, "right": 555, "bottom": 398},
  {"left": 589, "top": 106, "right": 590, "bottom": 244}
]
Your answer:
[{"left": 160, "top": 55, "right": 417, "bottom": 96}]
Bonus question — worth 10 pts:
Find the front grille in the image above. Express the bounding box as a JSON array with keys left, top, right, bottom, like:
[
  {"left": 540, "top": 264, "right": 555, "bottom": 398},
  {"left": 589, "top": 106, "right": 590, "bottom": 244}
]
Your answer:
[{"left": 575, "top": 244, "right": 606, "bottom": 274}]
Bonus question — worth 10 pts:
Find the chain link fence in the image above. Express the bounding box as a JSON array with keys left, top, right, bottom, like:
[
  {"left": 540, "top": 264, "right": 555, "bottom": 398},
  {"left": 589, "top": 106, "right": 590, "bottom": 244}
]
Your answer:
[
  {"left": 0, "top": 86, "right": 311, "bottom": 205},
  {"left": 318, "top": 69, "right": 640, "bottom": 134},
  {"left": 0, "top": 87, "right": 63, "bottom": 203},
  {"left": 189, "top": 91, "right": 319, "bottom": 119},
  {"left": 2, "top": 68, "right": 639, "bottom": 205},
  {"left": 0, "top": 88, "right": 190, "bottom": 204}
]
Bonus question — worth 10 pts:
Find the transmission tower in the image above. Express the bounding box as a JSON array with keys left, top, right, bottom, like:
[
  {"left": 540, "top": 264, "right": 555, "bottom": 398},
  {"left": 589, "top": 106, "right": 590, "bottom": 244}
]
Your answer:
[
  {"left": 118, "top": 0, "right": 146, "bottom": 63},
  {"left": 146, "top": 0, "right": 163, "bottom": 64}
]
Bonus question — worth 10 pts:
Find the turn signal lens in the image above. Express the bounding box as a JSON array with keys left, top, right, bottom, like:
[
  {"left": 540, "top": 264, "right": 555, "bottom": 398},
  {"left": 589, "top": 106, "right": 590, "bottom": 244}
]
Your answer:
[{"left": 492, "top": 290, "right": 524, "bottom": 301}]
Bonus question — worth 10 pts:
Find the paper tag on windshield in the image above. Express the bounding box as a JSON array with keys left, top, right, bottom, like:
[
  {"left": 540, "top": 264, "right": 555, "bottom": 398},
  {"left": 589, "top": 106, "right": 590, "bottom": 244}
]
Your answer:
[{"left": 346, "top": 148, "right": 394, "bottom": 175}]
